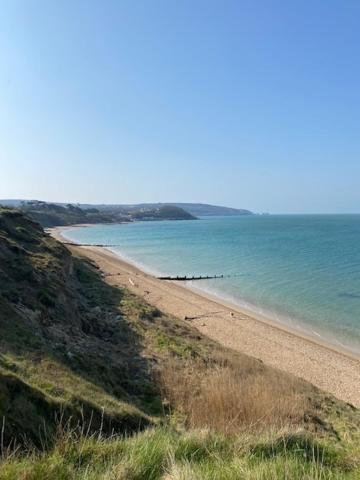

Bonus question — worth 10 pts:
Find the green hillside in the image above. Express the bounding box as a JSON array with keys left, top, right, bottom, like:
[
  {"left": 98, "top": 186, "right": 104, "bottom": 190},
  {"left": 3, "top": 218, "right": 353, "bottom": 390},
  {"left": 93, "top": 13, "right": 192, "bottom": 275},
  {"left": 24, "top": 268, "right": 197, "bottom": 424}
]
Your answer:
[
  {"left": 0, "top": 208, "right": 359, "bottom": 479},
  {"left": 131, "top": 205, "right": 196, "bottom": 220},
  {"left": 0, "top": 201, "right": 197, "bottom": 227},
  {"left": 18, "top": 201, "right": 119, "bottom": 227}
]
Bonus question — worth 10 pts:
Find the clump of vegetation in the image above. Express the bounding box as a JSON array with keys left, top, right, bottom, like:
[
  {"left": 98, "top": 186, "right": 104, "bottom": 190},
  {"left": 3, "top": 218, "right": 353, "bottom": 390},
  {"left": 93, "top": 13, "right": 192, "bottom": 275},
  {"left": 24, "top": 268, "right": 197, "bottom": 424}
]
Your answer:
[{"left": 160, "top": 357, "right": 307, "bottom": 434}]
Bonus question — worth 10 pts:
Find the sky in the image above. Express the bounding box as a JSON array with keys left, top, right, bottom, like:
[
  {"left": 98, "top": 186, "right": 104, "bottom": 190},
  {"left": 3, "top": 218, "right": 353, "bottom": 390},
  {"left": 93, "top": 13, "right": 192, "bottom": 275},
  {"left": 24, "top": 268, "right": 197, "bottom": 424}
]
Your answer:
[{"left": 0, "top": 0, "right": 359, "bottom": 213}]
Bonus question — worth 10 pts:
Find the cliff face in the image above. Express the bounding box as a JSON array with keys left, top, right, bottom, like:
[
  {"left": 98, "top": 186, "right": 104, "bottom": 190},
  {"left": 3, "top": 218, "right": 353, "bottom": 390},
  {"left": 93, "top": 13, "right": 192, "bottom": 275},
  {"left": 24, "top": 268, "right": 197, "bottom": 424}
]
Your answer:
[{"left": 0, "top": 208, "right": 155, "bottom": 447}]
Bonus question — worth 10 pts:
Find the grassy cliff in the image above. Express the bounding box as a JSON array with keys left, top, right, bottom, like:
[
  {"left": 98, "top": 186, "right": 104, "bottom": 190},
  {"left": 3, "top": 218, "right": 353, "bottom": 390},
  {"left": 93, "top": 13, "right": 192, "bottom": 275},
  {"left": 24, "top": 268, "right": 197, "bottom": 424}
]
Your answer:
[{"left": 0, "top": 208, "right": 359, "bottom": 479}]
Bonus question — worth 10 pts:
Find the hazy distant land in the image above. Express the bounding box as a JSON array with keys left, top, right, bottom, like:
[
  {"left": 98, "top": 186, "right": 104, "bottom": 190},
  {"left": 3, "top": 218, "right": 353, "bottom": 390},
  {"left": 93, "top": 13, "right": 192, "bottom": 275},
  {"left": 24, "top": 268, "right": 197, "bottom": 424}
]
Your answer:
[{"left": 0, "top": 199, "right": 253, "bottom": 227}]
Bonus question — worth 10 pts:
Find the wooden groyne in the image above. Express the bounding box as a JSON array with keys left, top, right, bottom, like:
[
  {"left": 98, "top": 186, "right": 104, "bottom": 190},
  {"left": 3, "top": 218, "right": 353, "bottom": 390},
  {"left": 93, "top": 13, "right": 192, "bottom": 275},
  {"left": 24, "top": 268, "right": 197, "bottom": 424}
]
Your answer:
[
  {"left": 157, "top": 274, "right": 225, "bottom": 281},
  {"left": 63, "top": 242, "right": 119, "bottom": 247},
  {"left": 63, "top": 241, "right": 236, "bottom": 282}
]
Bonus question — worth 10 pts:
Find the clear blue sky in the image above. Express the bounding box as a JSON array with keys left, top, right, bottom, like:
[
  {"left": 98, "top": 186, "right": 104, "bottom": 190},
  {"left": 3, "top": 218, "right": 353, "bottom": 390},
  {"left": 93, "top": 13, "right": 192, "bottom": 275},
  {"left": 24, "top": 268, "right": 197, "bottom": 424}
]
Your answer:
[{"left": 1, "top": 0, "right": 359, "bottom": 213}]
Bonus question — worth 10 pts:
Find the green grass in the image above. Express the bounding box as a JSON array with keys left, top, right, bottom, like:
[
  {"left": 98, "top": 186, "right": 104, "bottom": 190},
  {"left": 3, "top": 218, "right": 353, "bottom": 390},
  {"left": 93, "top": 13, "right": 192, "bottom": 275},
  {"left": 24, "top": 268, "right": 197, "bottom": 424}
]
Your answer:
[
  {"left": 120, "top": 293, "right": 209, "bottom": 360},
  {"left": 1, "top": 427, "right": 359, "bottom": 480}
]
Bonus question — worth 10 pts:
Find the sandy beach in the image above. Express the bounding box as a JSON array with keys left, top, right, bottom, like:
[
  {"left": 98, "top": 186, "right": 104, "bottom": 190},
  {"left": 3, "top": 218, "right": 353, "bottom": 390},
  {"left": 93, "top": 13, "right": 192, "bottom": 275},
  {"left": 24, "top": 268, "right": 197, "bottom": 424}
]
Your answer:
[{"left": 51, "top": 227, "right": 360, "bottom": 407}]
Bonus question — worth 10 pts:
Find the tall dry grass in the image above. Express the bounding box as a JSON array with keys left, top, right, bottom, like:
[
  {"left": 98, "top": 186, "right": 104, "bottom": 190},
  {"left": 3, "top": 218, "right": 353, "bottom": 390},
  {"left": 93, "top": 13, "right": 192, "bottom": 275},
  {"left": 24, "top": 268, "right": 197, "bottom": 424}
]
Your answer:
[{"left": 160, "top": 356, "right": 307, "bottom": 434}]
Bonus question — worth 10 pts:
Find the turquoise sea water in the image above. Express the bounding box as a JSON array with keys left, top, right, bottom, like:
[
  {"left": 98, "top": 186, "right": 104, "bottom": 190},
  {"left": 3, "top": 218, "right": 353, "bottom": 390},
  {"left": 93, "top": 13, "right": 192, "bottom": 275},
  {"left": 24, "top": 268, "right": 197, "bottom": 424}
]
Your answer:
[{"left": 63, "top": 215, "right": 360, "bottom": 355}]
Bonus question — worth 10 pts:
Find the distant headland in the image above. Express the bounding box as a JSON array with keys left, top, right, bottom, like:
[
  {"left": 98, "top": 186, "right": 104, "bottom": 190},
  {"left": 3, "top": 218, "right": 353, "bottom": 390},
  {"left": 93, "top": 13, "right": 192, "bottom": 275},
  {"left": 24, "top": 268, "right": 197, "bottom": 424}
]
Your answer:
[{"left": 0, "top": 200, "right": 253, "bottom": 227}]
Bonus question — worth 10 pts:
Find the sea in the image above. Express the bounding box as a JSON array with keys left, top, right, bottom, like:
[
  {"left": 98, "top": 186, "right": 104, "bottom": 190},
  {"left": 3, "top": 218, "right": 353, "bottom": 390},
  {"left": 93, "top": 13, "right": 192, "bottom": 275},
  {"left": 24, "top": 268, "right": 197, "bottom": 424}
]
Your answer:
[{"left": 62, "top": 215, "right": 360, "bottom": 356}]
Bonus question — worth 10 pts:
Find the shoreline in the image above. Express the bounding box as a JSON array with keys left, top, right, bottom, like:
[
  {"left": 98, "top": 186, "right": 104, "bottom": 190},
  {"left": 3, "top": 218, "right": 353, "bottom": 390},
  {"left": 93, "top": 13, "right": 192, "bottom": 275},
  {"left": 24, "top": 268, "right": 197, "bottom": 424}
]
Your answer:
[
  {"left": 53, "top": 224, "right": 360, "bottom": 360},
  {"left": 185, "top": 282, "right": 360, "bottom": 362},
  {"left": 50, "top": 225, "right": 360, "bottom": 406}
]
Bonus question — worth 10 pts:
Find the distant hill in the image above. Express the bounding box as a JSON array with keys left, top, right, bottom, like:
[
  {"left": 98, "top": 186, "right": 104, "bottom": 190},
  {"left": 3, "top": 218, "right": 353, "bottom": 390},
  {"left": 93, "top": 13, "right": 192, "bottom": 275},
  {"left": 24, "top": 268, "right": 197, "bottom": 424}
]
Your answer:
[
  {"left": 131, "top": 205, "right": 196, "bottom": 221},
  {"left": 165, "top": 203, "right": 253, "bottom": 216},
  {"left": 0, "top": 200, "right": 253, "bottom": 224},
  {"left": 16, "top": 201, "right": 120, "bottom": 227},
  {"left": 82, "top": 202, "right": 253, "bottom": 217},
  {"left": 0, "top": 201, "right": 196, "bottom": 227}
]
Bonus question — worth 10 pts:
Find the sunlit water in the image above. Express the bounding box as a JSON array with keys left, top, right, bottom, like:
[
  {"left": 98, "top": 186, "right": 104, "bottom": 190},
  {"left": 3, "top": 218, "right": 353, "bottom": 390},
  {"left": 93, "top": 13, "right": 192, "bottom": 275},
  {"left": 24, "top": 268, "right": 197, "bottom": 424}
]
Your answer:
[{"left": 63, "top": 215, "right": 360, "bottom": 355}]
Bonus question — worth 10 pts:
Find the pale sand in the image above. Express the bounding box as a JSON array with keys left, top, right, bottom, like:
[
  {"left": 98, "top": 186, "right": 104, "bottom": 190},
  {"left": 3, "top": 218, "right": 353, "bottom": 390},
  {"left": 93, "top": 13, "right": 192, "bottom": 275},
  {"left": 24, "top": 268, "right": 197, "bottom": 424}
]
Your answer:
[{"left": 50, "top": 227, "right": 360, "bottom": 407}]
